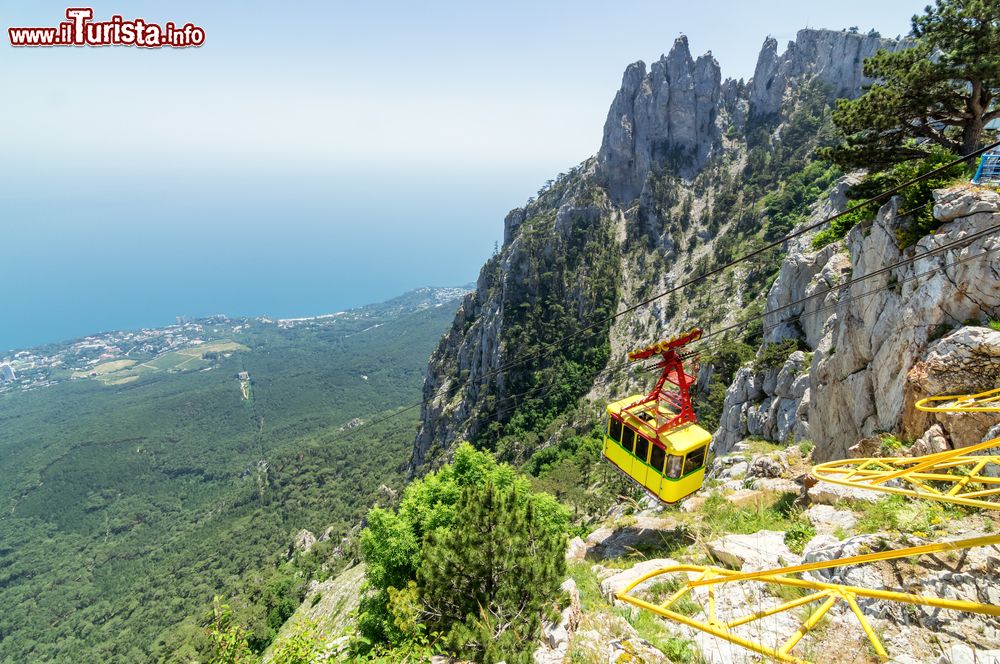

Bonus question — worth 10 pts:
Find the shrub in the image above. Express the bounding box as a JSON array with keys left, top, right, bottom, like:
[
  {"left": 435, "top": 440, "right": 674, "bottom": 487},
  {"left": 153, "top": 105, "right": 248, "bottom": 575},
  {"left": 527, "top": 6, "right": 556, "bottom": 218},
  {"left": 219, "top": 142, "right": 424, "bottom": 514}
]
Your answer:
[
  {"left": 357, "top": 444, "right": 569, "bottom": 660},
  {"left": 783, "top": 519, "right": 817, "bottom": 554},
  {"left": 419, "top": 483, "right": 567, "bottom": 663},
  {"left": 812, "top": 145, "right": 967, "bottom": 250},
  {"left": 753, "top": 339, "right": 801, "bottom": 373}
]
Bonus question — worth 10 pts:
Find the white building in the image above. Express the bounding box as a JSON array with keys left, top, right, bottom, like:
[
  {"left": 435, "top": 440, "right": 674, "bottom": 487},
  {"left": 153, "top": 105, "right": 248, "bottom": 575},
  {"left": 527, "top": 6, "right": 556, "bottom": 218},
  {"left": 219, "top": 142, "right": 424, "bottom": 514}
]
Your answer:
[{"left": 1, "top": 364, "right": 16, "bottom": 383}]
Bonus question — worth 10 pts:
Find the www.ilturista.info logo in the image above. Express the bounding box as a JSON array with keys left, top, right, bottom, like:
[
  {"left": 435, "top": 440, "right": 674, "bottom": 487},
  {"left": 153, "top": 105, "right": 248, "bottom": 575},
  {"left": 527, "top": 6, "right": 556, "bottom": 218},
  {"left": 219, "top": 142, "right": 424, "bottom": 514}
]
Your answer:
[{"left": 8, "top": 8, "right": 205, "bottom": 48}]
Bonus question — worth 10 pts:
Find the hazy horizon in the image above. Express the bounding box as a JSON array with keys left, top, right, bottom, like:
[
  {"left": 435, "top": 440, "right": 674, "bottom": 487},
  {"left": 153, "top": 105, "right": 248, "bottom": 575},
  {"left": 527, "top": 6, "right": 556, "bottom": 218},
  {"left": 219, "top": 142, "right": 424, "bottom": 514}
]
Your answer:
[{"left": 1, "top": 0, "right": 926, "bottom": 351}]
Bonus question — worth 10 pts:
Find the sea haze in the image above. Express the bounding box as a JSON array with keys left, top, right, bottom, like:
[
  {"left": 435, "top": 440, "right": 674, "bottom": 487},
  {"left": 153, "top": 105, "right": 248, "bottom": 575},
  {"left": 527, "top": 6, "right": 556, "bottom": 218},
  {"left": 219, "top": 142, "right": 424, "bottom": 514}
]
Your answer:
[{"left": 0, "top": 162, "right": 541, "bottom": 352}]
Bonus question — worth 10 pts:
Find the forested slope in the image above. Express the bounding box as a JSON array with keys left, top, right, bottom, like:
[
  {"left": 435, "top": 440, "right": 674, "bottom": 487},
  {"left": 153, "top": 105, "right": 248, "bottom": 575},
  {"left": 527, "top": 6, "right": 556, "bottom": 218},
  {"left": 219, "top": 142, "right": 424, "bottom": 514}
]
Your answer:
[{"left": 0, "top": 289, "right": 463, "bottom": 663}]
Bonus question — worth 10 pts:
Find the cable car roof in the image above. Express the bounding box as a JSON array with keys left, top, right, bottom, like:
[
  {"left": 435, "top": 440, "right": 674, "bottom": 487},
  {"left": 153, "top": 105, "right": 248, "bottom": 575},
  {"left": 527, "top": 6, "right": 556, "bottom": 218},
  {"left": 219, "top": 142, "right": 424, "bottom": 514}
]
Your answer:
[{"left": 606, "top": 394, "right": 711, "bottom": 454}]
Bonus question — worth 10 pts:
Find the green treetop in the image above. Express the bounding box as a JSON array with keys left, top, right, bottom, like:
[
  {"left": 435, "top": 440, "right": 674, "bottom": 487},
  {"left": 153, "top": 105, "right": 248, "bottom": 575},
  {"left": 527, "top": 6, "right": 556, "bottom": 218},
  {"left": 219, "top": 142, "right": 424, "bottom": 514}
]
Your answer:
[{"left": 824, "top": 0, "right": 1000, "bottom": 170}]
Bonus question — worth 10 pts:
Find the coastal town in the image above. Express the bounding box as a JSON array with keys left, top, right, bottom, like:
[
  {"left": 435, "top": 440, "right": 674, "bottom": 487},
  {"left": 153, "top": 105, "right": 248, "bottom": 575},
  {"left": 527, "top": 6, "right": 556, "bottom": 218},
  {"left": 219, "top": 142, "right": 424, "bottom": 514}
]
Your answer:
[
  {"left": 0, "top": 287, "right": 468, "bottom": 394},
  {"left": 0, "top": 315, "right": 244, "bottom": 393}
]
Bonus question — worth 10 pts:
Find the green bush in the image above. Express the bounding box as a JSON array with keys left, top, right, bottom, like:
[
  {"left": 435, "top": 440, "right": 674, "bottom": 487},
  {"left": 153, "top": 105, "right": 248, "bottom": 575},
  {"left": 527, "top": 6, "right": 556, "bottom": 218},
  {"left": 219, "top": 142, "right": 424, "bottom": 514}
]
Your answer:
[
  {"left": 357, "top": 444, "right": 569, "bottom": 660},
  {"left": 783, "top": 519, "right": 817, "bottom": 554},
  {"left": 270, "top": 619, "right": 324, "bottom": 664},
  {"left": 419, "top": 483, "right": 567, "bottom": 663},
  {"left": 855, "top": 496, "right": 959, "bottom": 535},
  {"left": 753, "top": 338, "right": 801, "bottom": 373},
  {"left": 812, "top": 145, "right": 967, "bottom": 250}
]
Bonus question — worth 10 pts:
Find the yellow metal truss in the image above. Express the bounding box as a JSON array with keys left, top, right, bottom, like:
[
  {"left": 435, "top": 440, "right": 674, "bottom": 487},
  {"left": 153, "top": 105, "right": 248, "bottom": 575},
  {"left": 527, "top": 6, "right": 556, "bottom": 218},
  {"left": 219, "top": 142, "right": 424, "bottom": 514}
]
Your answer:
[
  {"left": 615, "top": 534, "right": 1000, "bottom": 663},
  {"left": 915, "top": 387, "right": 1000, "bottom": 413},
  {"left": 811, "top": 434, "right": 1000, "bottom": 509},
  {"left": 811, "top": 388, "right": 1000, "bottom": 509}
]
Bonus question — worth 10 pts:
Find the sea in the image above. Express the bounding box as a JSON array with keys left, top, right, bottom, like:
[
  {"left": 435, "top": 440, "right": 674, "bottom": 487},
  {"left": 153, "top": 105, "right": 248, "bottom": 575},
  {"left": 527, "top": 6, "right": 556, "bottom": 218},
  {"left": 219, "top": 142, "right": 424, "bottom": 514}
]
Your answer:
[{"left": 0, "top": 164, "right": 531, "bottom": 352}]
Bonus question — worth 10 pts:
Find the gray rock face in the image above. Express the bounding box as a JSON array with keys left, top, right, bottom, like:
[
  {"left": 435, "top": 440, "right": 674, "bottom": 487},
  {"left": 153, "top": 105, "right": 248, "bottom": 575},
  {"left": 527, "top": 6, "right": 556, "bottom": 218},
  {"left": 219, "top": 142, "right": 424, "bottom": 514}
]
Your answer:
[
  {"left": 597, "top": 36, "right": 722, "bottom": 202},
  {"left": 713, "top": 350, "right": 810, "bottom": 455},
  {"left": 707, "top": 530, "right": 799, "bottom": 571},
  {"left": 719, "top": 186, "right": 1000, "bottom": 463},
  {"left": 809, "top": 189, "right": 1000, "bottom": 460},
  {"left": 903, "top": 326, "right": 1000, "bottom": 446},
  {"left": 749, "top": 29, "right": 908, "bottom": 120}
]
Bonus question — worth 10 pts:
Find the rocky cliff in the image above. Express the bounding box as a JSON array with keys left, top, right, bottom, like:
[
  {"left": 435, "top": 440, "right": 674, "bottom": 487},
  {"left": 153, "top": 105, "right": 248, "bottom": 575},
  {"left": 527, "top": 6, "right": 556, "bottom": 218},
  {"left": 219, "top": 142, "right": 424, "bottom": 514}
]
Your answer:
[
  {"left": 748, "top": 29, "right": 907, "bottom": 120},
  {"left": 715, "top": 186, "right": 1000, "bottom": 461},
  {"left": 597, "top": 29, "right": 907, "bottom": 204},
  {"left": 410, "top": 27, "right": 917, "bottom": 473}
]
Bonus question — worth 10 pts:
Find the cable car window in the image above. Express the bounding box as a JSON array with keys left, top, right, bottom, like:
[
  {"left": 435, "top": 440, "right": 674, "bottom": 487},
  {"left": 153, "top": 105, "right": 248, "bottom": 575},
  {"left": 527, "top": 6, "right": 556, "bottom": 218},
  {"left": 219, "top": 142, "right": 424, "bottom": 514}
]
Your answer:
[
  {"left": 621, "top": 426, "right": 635, "bottom": 452},
  {"left": 683, "top": 446, "right": 706, "bottom": 475},
  {"left": 609, "top": 418, "right": 622, "bottom": 442},
  {"left": 649, "top": 444, "right": 666, "bottom": 474},
  {"left": 634, "top": 435, "right": 649, "bottom": 463},
  {"left": 666, "top": 455, "right": 683, "bottom": 479}
]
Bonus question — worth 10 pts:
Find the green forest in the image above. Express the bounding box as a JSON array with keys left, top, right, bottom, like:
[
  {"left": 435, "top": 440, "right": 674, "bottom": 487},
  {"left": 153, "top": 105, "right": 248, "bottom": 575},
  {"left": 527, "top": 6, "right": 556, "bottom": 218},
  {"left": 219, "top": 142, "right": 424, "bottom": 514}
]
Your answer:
[{"left": 0, "top": 293, "right": 461, "bottom": 663}]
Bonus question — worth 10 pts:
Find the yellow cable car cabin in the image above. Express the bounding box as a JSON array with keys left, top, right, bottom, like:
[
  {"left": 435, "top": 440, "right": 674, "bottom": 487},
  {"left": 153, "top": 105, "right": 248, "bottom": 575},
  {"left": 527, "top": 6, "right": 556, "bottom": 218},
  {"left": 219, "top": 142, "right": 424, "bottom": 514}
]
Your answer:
[{"left": 603, "top": 329, "right": 711, "bottom": 503}]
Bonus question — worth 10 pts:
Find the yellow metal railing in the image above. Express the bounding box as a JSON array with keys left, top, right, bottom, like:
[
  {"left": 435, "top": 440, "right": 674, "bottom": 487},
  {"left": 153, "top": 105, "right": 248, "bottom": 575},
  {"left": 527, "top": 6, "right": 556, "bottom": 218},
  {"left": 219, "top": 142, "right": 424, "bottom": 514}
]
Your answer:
[
  {"left": 811, "top": 387, "right": 1000, "bottom": 509},
  {"left": 915, "top": 387, "right": 1000, "bottom": 413},
  {"left": 615, "top": 534, "right": 1000, "bottom": 663},
  {"left": 811, "top": 434, "right": 1000, "bottom": 510}
]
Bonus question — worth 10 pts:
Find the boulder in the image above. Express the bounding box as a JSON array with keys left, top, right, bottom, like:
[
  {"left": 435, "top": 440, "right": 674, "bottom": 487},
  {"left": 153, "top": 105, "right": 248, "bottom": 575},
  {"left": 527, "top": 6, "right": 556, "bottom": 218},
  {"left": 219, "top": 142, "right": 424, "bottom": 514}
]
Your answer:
[
  {"left": 720, "top": 460, "right": 748, "bottom": 479},
  {"left": 910, "top": 423, "right": 950, "bottom": 457},
  {"left": 723, "top": 489, "right": 766, "bottom": 508},
  {"left": 587, "top": 516, "right": 682, "bottom": 560},
  {"left": 807, "top": 480, "right": 879, "bottom": 506},
  {"left": 903, "top": 326, "right": 1000, "bottom": 446},
  {"left": 849, "top": 436, "right": 882, "bottom": 458},
  {"left": 707, "top": 530, "right": 799, "bottom": 571},
  {"left": 805, "top": 504, "right": 857, "bottom": 533},
  {"left": 747, "top": 455, "right": 787, "bottom": 479},
  {"left": 607, "top": 638, "right": 670, "bottom": 663},
  {"left": 936, "top": 644, "right": 1000, "bottom": 664},
  {"left": 565, "top": 536, "right": 587, "bottom": 562},
  {"left": 600, "top": 558, "right": 680, "bottom": 601},
  {"left": 934, "top": 187, "right": 1000, "bottom": 222},
  {"left": 750, "top": 478, "right": 801, "bottom": 496},
  {"left": 680, "top": 495, "right": 708, "bottom": 513}
]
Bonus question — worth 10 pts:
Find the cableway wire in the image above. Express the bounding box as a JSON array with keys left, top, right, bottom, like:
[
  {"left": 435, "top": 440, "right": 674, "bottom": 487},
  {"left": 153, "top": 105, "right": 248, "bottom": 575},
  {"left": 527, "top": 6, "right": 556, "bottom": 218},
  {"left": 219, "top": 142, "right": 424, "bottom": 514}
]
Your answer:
[
  {"left": 469, "top": 140, "right": 1000, "bottom": 384},
  {"left": 688, "top": 220, "right": 1000, "bottom": 351},
  {"left": 686, "top": 244, "right": 1000, "bottom": 364},
  {"left": 326, "top": 141, "right": 1000, "bottom": 446}
]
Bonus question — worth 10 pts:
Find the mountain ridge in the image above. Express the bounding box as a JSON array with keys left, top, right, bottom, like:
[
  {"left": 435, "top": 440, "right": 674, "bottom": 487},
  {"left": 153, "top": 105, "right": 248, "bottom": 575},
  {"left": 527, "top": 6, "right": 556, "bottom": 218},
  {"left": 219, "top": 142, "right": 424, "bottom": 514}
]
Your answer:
[{"left": 410, "top": 27, "right": 909, "bottom": 472}]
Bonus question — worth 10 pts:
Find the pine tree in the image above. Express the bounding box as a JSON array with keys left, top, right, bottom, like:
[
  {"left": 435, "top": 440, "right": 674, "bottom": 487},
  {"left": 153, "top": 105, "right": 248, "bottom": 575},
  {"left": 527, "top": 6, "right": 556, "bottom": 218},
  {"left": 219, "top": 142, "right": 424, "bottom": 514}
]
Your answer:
[
  {"left": 823, "top": 0, "right": 1000, "bottom": 170},
  {"left": 417, "top": 483, "right": 566, "bottom": 664}
]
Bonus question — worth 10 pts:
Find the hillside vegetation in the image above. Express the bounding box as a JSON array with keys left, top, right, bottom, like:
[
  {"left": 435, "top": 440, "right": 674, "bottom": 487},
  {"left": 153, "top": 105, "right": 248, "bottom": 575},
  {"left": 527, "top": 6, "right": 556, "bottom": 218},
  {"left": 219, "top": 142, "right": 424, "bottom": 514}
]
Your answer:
[{"left": 0, "top": 290, "right": 463, "bottom": 663}]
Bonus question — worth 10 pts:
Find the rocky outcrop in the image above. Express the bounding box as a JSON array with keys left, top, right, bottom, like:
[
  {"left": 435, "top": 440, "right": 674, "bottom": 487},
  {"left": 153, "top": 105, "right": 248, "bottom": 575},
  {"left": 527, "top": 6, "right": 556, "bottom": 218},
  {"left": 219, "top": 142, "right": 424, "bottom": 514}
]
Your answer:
[
  {"left": 809, "top": 188, "right": 1000, "bottom": 460},
  {"left": 597, "top": 29, "right": 905, "bottom": 204},
  {"left": 533, "top": 578, "right": 581, "bottom": 664},
  {"left": 292, "top": 528, "right": 317, "bottom": 555},
  {"left": 714, "top": 350, "right": 812, "bottom": 455},
  {"left": 903, "top": 326, "right": 1000, "bottom": 446},
  {"left": 749, "top": 29, "right": 907, "bottom": 120},
  {"left": 261, "top": 564, "right": 366, "bottom": 663},
  {"left": 718, "top": 187, "right": 1000, "bottom": 462},
  {"left": 597, "top": 36, "right": 722, "bottom": 201},
  {"left": 712, "top": 182, "right": 854, "bottom": 455}
]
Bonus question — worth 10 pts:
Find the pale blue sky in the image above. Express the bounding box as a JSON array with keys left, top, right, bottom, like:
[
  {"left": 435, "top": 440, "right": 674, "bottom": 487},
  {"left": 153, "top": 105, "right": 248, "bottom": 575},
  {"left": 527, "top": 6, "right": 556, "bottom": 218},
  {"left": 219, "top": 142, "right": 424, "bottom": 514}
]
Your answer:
[{"left": 1, "top": 1, "right": 926, "bottom": 350}]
